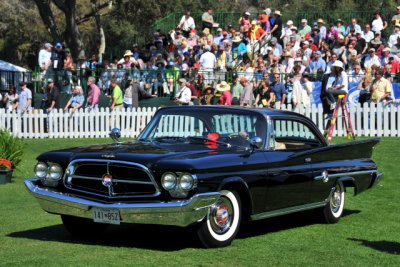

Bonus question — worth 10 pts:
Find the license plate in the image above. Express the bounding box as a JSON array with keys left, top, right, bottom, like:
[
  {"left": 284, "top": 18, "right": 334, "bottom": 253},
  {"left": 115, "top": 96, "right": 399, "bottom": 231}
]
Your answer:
[{"left": 92, "top": 207, "right": 120, "bottom": 225}]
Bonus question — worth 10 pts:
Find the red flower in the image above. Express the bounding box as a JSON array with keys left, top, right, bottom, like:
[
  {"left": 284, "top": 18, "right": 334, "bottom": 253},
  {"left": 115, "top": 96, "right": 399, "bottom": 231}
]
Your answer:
[{"left": 0, "top": 158, "right": 12, "bottom": 171}]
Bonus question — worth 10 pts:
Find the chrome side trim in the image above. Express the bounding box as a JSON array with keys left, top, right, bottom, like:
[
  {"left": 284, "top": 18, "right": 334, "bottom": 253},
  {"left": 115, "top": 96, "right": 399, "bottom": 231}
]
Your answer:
[
  {"left": 25, "top": 178, "right": 220, "bottom": 227},
  {"left": 314, "top": 170, "right": 378, "bottom": 181},
  {"left": 63, "top": 159, "right": 161, "bottom": 199},
  {"left": 250, "top": 201, "right": 327, "bottom": 221}
]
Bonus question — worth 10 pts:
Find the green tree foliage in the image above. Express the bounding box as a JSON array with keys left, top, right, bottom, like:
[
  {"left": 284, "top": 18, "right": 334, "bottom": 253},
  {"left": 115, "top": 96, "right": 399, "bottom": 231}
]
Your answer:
[{"left": 0, "top": 0, "right": 398, "bottom": 69}]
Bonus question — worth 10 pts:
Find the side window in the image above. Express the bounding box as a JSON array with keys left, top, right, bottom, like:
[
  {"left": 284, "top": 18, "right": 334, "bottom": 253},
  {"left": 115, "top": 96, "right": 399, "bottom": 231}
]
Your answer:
[{"left": 272, "top": 119, "right": 322, "bottom": 150}]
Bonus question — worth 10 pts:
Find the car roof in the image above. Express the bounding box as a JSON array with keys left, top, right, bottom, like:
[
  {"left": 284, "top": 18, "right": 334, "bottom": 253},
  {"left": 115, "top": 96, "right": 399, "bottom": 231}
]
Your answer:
[{"left": 157, "top": 105, "right": 308, "bottom": 119}]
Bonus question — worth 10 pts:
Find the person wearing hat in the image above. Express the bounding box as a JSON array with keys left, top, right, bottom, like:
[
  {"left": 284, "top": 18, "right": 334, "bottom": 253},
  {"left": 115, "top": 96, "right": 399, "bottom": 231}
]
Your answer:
[
  {"left": 38, "top": 43, "right": 53, "bottom": 73},
  {"left": 177, "top": 11, "right": 196, "bottom": 38},
  {"left": 215, "top": 81, "right": 232, "bottom": 105},
  {"left": 334, "top": 19, "right": 346, "bottom": 36},
  {"left": 324, "top": 60, "right": 348, "bottom": 111},
  {"left": 49, "top": 42, "right": 66, "bottom": 92},
  {"left": 258, "top": 9, "right": 270, "bottom": 31},
  {"left": 364, "top": 48, "right": 381, "bottom": 69},
  {"left": 200, "top": 85, "right": 215, "bottom": 105},
  {"left": 299, "top": 19, "right": 311, "bottom": 39},
  {"left": 213, "top": 28, "right": 224, "bottom": 46},
  {"left": 174, "top": 78, "right": 191, "bottom": 105},
  {"left": 238, "top": 11, "right": 251, "bottom": 29},
  {"left": 201, "top": 28, "right": 213, "bottom": 45},
  {"left": 44, "top": 78, "right": 60, "bottom": 114},
  {"left": 370, "top": 37, "right": 385, "bottom": 57},
  {"left": 270, "top": 10, "right": 283, "bottom": 44},
  {"left": 317, "top": 19, "right": 327, "bottom": 47},
  {"left": 118, "top": 50, "right": 137, "bottom": 69},
  {"left": 231, "top": 34, "right": 247, "bottom": 60},
  {"left": 281, "top": 20, "right": 295, "bottom": 48},
  {"left": 248, "top": 20, "right": 266, "bottom": 45}
]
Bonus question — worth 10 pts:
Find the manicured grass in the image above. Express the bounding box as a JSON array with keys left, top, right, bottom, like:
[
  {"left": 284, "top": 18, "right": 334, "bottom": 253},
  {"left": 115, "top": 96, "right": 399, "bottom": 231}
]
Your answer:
[{"left": 0, "top": 137, "right": 399, "bottom": 266}]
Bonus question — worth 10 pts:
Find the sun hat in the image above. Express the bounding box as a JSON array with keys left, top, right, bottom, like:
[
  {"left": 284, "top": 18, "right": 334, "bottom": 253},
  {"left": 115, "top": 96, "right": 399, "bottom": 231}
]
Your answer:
[
  {"left": 124, "top": 50, "right": 133, "bottom": 57},
  {"left": 44, "top": 43, "right": 53, "bottom": 48},
  {"left": 232, "top": 35, "right": 242, "bottom": 43},
  {"left": 203, "top": 28, "right": 210, "bottom": 35},
  {"left": 274, "top": 10, "right": 282, "bottom": 16},
  {"left": 179, "top": 78, "right": 187, "bottom": 83},
  {"left": 216, "top": 81, "right": 231, "bottom": 92},
  {"left": 331, "top": 60, "right": 344, "bottom": 69},
  {"left": 287, "top": 20, "right": 293, "bottom": 25}
]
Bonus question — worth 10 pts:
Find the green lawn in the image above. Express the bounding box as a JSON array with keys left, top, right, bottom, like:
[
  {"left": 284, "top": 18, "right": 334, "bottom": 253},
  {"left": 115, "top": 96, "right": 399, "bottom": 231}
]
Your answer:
[{"left": 0, "top": 137, "right": 399, "bottom": 266}]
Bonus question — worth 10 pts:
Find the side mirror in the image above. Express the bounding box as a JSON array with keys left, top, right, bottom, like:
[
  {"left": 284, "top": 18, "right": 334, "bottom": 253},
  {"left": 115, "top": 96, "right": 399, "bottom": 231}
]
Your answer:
[
  {"left": 109, "top": 128, "right": 121, "bottom": 143},
  {"left": 249, "top": 136, "right": 263, "bottom": 150}
]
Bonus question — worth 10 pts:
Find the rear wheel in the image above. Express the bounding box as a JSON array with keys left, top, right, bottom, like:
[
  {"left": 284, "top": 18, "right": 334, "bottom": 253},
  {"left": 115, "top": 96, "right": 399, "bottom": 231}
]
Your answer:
[
  {"left": 196, "top": 190, "right": 241, "bottom": 248},
  {"left": 61, "top": 215, "right": 109, "bottom": 236},
  {"left": 323, "top": 181, "right": 345, "bottom": 223}
]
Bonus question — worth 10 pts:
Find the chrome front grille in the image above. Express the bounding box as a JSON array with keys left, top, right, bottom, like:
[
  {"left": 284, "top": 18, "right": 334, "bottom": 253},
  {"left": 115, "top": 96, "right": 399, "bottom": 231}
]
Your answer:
[{"left": 63, "top": 159, "right": 160, "bottom": 198}]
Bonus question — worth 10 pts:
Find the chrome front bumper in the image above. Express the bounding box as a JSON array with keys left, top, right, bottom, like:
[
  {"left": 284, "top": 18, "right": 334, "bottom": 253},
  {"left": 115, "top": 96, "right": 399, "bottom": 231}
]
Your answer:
[{"left": 25, "top": 179, "right": 220, "bottom": 227}]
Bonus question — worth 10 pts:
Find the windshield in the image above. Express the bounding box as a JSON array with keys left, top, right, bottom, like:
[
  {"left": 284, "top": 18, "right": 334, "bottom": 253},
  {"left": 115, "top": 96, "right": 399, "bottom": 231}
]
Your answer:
[{"left": 138, "top": 108, "right": 267, "bottom": 148}]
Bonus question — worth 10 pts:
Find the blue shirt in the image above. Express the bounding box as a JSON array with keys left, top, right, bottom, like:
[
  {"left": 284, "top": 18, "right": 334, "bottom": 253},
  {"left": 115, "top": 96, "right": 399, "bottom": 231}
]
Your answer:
[
  {"left": 69, "top": 94, "right": 85, "bottom": 108},
  {"left": 309, "top": 58, "right": 326, "bottom": 74},
  {"left": 272, "top": 82, "right": 287, "bottom": 101}
]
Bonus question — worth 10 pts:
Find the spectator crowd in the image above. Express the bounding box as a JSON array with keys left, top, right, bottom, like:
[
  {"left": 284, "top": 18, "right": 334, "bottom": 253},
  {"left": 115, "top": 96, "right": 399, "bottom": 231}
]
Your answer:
[{"left": 2, "top": 6, "right": 400, "bottom": 116}]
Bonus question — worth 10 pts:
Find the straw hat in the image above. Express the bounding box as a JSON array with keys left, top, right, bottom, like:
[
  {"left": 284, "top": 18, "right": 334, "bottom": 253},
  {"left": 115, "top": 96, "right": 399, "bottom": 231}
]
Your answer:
[
  {"left": 124, "top": 50, "right": 133, "bottom": 57},
  {"left": 216, "top": 81, "right": 231, "bottom": 92},
  {"left": 203, "top": 28, "right": 210, "bottom": 35},
  {"left": 232, "top": 35, "right": 242, "bottom": 43},
  {"left": 274, "top": 10, "right": 282, "bottom": 16}
]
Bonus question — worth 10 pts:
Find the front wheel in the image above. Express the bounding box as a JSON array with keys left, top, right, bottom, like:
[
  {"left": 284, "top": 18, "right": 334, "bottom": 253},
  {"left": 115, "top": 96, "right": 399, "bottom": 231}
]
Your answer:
[
  {"left": 196, "top": 190, "right": 241, "bottom": 248},
  {"left": 61, "top": 215, "right": 109, "bottom": 237},
  {"left": 323, "top": 181, "right": 345, "bottom": 223}
]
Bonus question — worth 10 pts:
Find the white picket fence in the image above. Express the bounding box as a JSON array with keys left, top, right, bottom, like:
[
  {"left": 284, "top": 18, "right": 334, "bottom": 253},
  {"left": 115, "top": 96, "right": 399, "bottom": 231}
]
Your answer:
[{"left": 0, "top": 104, "right": 399, "bottom": 138}]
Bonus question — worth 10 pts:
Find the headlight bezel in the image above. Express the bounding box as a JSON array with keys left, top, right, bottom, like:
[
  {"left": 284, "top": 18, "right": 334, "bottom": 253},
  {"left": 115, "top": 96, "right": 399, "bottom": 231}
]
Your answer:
[
  {"left": 161, "top": 172, "right": 178, "bottom": 190},
  {"left": 161, "top": 172, "right": 197, "bottom": 197},
  {"left": 34, "top": 162, "right": 48, "bottom": 179},
  {"left": 35, "top": 162, "right": 64, "bottom": 187}
]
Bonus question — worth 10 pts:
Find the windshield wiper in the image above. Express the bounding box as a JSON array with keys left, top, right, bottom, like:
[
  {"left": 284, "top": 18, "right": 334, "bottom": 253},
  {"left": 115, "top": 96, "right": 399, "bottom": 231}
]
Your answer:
[{"left": 186, "top": 136, "right": 232, "bottom": 148}]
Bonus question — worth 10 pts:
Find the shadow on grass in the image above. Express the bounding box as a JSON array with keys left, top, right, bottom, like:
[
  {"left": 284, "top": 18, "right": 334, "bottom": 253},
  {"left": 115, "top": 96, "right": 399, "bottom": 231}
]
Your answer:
[
  {"left": 237, "top": 209, "right": 361, "bottom": 239},
  {"left": 8, "top": 209, "right": 361, "bottom": 250},
  {"left": 348, "top": 238, "right": 400, "bottom": 255}
]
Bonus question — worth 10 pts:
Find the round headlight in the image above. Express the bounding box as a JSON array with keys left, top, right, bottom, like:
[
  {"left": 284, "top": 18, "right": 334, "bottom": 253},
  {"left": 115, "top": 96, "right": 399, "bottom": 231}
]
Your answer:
[
  {"left": 48, "top": 164, "right": 63, "bottom": 180},
  {"left": 179, "top": 174, "right": 194, "bottom": 190},
  {"left": 161, "top": 173, "right": 177, "bottom": 190},
  {"left": 34, "top": 162, "right": 48, "bottom": 179}
]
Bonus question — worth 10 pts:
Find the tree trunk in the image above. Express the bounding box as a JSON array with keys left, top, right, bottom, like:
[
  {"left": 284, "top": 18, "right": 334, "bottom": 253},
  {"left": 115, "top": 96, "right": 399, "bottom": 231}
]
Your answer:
[
  {"left": 64, "top": 1, "right": 85, "bottom": 59},
  {"left": 91, "top": 0, "right": 106, "bottom": 62},
  {"left": 32, "top": 0, "right": 62, "bottom": 42}
]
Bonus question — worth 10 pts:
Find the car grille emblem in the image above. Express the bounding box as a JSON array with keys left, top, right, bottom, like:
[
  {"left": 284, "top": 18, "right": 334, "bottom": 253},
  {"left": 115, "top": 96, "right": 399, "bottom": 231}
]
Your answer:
[{"left": 102, "top": 174, "right": 114, "bottom": 196}]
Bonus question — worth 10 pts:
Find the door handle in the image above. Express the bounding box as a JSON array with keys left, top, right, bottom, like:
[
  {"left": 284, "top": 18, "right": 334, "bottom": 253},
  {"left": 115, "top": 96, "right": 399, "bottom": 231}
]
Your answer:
[{"left": 305, "top": 157, "right": 312, "bottom": 163}]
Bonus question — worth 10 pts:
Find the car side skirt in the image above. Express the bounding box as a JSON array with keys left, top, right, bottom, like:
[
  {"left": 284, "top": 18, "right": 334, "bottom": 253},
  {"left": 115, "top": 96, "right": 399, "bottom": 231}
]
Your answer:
[{"left": 250, "top": 201, "right": 327, "bottom": 221}]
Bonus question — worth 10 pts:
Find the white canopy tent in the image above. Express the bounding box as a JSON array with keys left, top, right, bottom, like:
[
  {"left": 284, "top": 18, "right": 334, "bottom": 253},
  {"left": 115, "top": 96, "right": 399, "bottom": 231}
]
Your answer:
[{"left": 0, "top": 60, "right": 32, "bottom": 92}]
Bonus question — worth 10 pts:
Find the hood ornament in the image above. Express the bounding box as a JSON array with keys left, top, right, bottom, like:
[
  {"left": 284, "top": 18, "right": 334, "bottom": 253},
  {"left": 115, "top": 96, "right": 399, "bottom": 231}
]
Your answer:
[{"left": 109, "top": 128, "right": 121, "bottom": 143}]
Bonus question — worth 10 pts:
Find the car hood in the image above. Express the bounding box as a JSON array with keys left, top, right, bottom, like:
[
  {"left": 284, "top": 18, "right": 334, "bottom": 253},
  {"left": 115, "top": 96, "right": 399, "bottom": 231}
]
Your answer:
[{"left": 36, "top": 141, "right": 250, "bottom": 170}]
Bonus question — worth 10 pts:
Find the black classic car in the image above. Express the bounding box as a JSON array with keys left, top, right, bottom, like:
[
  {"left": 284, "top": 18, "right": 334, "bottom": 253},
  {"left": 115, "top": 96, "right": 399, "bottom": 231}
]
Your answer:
[{"left": 25, "top": 106, "right": 382, "bottom": 247}]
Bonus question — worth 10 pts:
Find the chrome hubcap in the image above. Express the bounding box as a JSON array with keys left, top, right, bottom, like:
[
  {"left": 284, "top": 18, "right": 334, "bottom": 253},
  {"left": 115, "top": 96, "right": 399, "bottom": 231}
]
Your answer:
[
  {"left": 330, "top": 185, "right": 342, "bottom": 213},
  {"left": 210, "top": 198, "right": 233, "bottom": 234}
]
